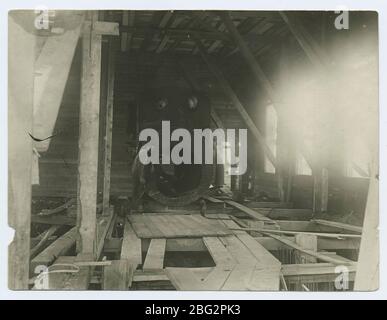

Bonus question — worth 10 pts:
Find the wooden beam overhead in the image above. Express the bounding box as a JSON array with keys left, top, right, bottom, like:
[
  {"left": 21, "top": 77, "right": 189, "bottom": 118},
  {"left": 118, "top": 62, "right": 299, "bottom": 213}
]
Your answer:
[
  {"left": 121, "top": 11, "right": 135, "bottom": 52},
  {"left": 143, "top": 239, "right": 167, "bottom": 271},
  {"left": 121, "top": 11, "right": 129, "bottom": 51},
  {"left": 120, "top": 25, "right": 230, "bottom": 41},
  {"left": 282, "top": 263, "right": 357, "bottom": 282},
  {"left": 262, "top": 233, "right": 355, "bottom": 265},
  {"left": 156, "top": 11, "right": 174, "bottom": 54},
  {"left": 225, "top": 200, "right": 276, "bottom": 223},
  {"left": 220, "top": 11, "right": 278, "bottom": 102},
  {"left": 194, "top": 36, "right": 277, "bottom": 167},
  {"left": 354, "top": 162, "right": 379, "bottom": 290},
  {"left": 92, "top": 21, "right": 120, "bottom": 36},
  {"left": 210, "top": 109, "right": 225, "bottom": 129},
  {"left": 279, "top": 12, "right": 327, "bottom": 70},
  {"left": 103, "top": 234, "right": 360, "bottom": 253},
  {"left": 313, "top": 166, "right": 329, "bottom": 213},
  {"left": 141, "top": 12, "right": 164, "bottom": 52}
]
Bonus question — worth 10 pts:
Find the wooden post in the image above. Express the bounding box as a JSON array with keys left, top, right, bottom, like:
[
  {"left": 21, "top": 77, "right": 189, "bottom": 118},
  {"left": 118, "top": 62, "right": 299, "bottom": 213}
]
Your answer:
[
  {"left": 77, "top": 12, "right": 103, "bottom": 258},
  {"left": 313, "top": 167, "right": 329, "bottom": 213},
  {"left": 276, "top": 43, "right": 297, "bottom": 202},
  {"left": 102, "top": 39, "right": 116, "bottom": 215},
  {"left": 8, "top": 11, "right": 36, "bottom": 289},
  {"left": 279, "top": 12, "right": 328, "bottom": 70},
  {"left": 76, "top": 14, "right": 119, "bottom": 258},
  {"left": 354, "top": 160, "right": 379, "bottom": 290},
  {"left": 294, "top": 234, "right": 318, "bottom": 291},
  {"left": 279, "top": 12, "right": 334, "bottom": 212}
]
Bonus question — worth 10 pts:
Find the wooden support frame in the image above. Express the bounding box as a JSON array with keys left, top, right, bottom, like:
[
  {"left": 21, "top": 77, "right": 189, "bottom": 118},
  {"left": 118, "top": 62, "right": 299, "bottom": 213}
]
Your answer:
[
  {"left": 30, "top": 227, "right": 78, "bottom": 271},
  {"left": 155, "top": 11, "right": 173, "bottom": 54},
  {"left": 77, "top": 13, "right": 118, "bottom": 259},
  {"left": 220, "top": 12, "right": 278, "bottom": 102},
  {"left": 77, "top": 12, "right": 103, "bottom": 258},
  {"left": 279, "top": 12, "right": 327, "bottom": 70},
  {"left": 262, "top": 233, "right": 354, "bottom": 265},
  {"left": 279, "top": 12, "right": 333, "bottom": 211},
  {"left": 194, "top": 37, "right": 277, "bottom": 167},
  {"left": 220, "top": 12, "right": 301, "bottom": 200},
  {"left": 123, "top": 11, "right": 136, "bottom": 52},
  {"left": 102, "top": 39, "right": 116, "bottom": 214},
  {"left": 354, "top": 161, "right": 379, "bottom": 290}
]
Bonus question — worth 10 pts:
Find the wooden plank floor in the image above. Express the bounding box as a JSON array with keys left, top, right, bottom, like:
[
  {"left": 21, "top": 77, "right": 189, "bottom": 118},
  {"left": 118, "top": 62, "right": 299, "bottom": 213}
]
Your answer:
[
  {"left": 164, "top": 218, "right": 281, "bottom": 290},
  {"left": 128, "top": 214, "right": 231, "bottom": 238},
  {"left": 124, "top": 213, "right": 282, "bottom": 291}
]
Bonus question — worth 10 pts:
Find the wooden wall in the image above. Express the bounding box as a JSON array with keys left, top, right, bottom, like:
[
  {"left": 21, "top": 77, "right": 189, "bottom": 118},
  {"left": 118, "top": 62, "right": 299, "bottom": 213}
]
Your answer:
[{"left": 32, "top": 41, "right": 134, "bottom": 198}]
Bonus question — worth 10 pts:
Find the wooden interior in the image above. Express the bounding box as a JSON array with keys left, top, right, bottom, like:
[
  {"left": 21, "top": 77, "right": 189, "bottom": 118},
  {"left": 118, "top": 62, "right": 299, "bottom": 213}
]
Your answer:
[{"left": 8, "top": 10, "right": 379, "bottom": 291}]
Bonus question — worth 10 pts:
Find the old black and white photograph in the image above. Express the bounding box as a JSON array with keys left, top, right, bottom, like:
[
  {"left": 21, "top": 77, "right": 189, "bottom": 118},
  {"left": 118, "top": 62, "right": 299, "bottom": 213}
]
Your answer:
[{"left": 7, "top": 7, "right": 379, "bottom": 295}]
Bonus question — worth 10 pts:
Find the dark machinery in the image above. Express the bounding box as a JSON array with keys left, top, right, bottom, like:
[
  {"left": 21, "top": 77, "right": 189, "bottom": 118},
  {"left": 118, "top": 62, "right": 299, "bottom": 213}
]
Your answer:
[{"left": 132, "top": 87, "right": 216, "bottom": 207}]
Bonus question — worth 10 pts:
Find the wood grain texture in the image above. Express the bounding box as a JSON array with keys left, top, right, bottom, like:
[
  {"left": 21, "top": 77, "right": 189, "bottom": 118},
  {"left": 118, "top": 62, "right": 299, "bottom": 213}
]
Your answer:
[
  {"left": 128, "top": 214, "right": 231, "bottom": 238},
  {"left": 77, "top": 14, "right": 103, "bottom": 256},
  {"left": 143, "top": 239, "right": 166, "bottom": 270}
]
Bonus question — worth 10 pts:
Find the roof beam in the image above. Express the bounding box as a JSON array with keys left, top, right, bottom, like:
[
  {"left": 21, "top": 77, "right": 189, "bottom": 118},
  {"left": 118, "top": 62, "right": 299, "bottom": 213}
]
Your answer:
[
  {"left": 279, "top": 12, "right": 328, "bottom": 70},
  {"left": 121, "top": 11, "right": 135, "bottom": 52},
  {"left": 156, "top": 11, "right": 175, "bottom": 53},
  {"left": 194, "top": 36, "right": 277, "bottom": 167},
  {"left": 220, "top": 11, "right": 278, "bottom": 103},
  {"left": 120, "top": 25, "right": 229, "bottom": 41},
  {"left": 77, "top": 12, "right": 106, "bottom": 259}
]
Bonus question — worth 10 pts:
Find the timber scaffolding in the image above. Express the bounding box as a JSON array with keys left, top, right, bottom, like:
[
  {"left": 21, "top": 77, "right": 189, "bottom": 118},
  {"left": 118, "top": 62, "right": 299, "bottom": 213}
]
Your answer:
[
  {"left": 9, "top": 10, "right": 378, "bottom": 291},
  {"left": 29, "top": 196, "right": 361, "bottom": 290}
]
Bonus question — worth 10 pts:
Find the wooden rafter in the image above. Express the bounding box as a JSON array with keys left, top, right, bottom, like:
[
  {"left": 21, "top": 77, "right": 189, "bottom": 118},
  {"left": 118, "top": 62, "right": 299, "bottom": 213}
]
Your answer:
[
  {"left": 279, "top": 12, "right": 328, "bottom": 70},
  {"left": 194, "top": 36, "right": 277, "bottom": 167},
  {"left": 221, "top": 12, "right": 278, "bottom": 104},
  {"left": 156, "top": 11, "right": 174, "bottom": 53},
  {"left": 120, "top": 25, "right": 229, "bottom": 41}
]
